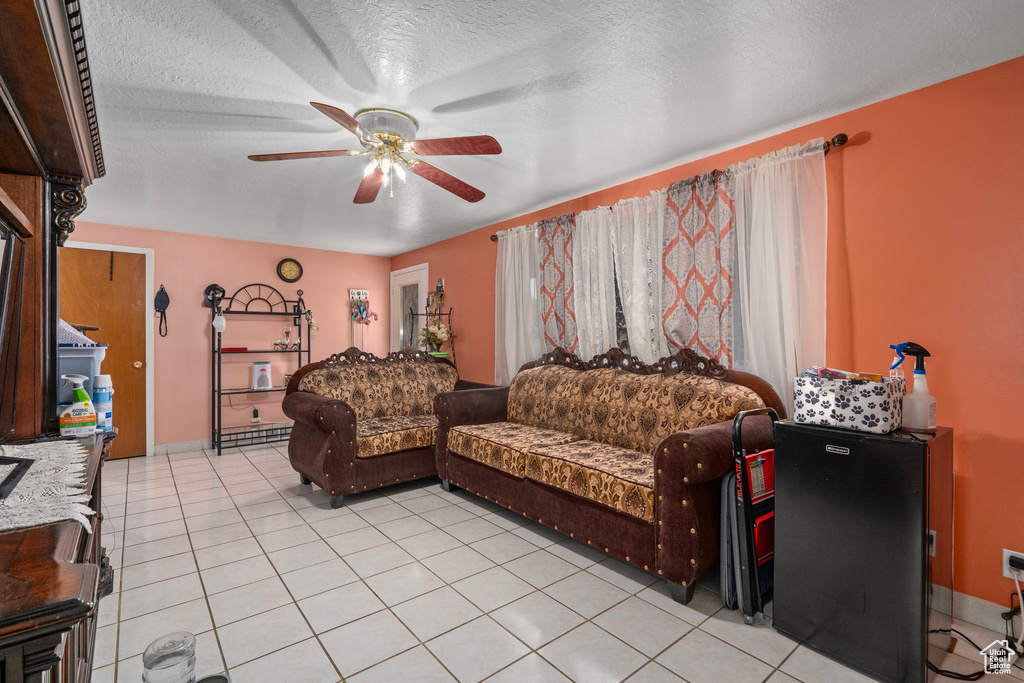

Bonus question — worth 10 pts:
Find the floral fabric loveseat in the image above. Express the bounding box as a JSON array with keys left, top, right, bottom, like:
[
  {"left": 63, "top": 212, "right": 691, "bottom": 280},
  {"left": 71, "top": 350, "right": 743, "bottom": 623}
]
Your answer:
[
  {"left": 434, "top": 347, "right": 784, "bottom": 603},
  {"left": 283, "top": 347, "right": 489, "bottom": 508}
]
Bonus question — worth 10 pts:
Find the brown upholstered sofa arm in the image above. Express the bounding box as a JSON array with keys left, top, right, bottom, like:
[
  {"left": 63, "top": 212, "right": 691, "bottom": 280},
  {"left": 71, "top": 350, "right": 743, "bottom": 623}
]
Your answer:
[
  {"left": 282, "top": 391, "right": 356, "bottom": 434},
  {"left": 454, "top": 379, "right": 495, "bottom": 391},
  {"left": 653, "top": 415, "right": 774, "bottom": 587},
  {"left": 434, "top": 386, "right": 510, "bottom": 481},
  {"left": 281, "top": 391, "right": 358, "bottom": 498},
  {"left": 434, "top": 386, "right": 510, "bottom": 428}
]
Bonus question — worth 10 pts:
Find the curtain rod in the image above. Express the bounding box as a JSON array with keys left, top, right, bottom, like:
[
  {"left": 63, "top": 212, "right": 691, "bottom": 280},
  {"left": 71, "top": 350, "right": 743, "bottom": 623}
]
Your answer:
[{"left": 489, "top": 133, "right": 848, "bottom": 242}]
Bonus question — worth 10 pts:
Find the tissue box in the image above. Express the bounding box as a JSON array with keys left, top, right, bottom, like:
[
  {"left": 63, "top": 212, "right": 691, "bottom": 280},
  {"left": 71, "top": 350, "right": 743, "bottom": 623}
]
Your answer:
[{"left": 793, "top": 376, "right": 906, "bottom": 434}]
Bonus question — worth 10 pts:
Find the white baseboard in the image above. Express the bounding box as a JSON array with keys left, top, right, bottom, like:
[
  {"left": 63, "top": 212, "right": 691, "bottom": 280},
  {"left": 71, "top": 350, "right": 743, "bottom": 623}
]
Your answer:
[
  {"left": 934, "top": 584, "right": 1014, "bottom": 633},
  {"left": 152, "top": 439, "right": 211, "bottom": 456},
  {"left": 953, "top": 589, "right": 1014, "bottom": 634}
]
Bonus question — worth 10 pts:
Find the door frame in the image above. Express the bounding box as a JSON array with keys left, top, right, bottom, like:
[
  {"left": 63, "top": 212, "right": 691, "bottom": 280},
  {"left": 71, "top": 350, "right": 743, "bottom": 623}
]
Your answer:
[
  {"left": 64, "top": 241, "right": 155, "bottom": 457},
  {"left": 390, "top": 262, "right": 428, "bottom": 352}
]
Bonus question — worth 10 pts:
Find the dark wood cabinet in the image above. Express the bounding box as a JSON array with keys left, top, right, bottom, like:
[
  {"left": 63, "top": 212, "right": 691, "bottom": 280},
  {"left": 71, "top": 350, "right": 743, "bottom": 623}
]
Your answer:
[
  {"left": 0, "top": 435, "right": 113, "bottom": 683},
  {"left": 1, "top": 0, "right": 109, "bottom": 680}
]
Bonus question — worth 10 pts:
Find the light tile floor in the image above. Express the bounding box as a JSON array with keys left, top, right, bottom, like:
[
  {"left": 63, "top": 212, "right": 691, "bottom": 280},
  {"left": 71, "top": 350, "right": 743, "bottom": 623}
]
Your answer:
[{"left": 94, "top": 445, "right": 1024, "bottom": 682}]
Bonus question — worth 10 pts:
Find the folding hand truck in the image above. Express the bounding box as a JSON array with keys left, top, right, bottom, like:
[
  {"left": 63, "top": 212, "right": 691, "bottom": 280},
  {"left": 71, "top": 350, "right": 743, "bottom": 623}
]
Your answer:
[{"left": 720, "top": 407, "right": 779, "bottom": 624}]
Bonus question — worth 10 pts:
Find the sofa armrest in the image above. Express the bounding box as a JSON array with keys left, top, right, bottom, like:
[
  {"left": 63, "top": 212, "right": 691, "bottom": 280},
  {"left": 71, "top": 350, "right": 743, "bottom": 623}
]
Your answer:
[
  {"left": 433, "top": 387, "right": 510, "bottom": 481},
  {"left": 653, "top": 415, "right": 774, "bottom": 587},
  {"left": 434, "top": 387, "right": 509, "bottom": 429},
  {"left": 282, "top": 391, "right": 356, "bottom": 434},
  {"left": 454, "top": 379, "right": 497, "bottom": 391},
  {"left": 282, "top": 391, "right": 358, "bottom": 497}
]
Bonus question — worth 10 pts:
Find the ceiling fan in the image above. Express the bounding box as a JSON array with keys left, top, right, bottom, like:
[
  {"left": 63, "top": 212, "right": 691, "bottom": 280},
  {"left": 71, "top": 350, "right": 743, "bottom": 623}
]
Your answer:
[{"left": 248, "top": 102, "right": 501, "bottom": 204}]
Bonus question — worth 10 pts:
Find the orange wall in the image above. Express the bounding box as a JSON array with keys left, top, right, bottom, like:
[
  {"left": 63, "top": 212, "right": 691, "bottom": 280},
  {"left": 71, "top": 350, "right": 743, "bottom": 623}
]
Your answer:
[
  {"left": 71, "top": 221, "right": 391, "bottom": 446},
  {"left": 393, "top": 56, "right": 1024, "bottom": 606}
]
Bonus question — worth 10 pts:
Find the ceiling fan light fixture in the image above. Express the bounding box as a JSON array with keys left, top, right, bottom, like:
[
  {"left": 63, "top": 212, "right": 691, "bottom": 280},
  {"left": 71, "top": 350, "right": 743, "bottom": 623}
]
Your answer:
[
  {"left": 354, "top": 108, "right": 419, "bottom": 141},
  {"left": 363, "top": 160, "right": 378, "bottom": 177},
  {"left": 394, "top": 163, "right": 407, "bottom": 182}
]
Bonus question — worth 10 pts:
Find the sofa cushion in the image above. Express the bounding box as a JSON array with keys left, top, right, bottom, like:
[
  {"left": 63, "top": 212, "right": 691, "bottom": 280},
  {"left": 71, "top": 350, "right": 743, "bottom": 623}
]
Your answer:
[
  {"left": 448, "top": 422, "right": 579, "bottom": 478},
  {"left": 298, "top": 361, "right": 458, "bottom": 420},
  {"left": 525, "top": 440, "right": 656, "bottom": 523},
  {"left": 356, "top": 415, "right": 439, "bottom": 458},
  {"left": 508, "top": 365, "right": 763, "bottom": 454}
]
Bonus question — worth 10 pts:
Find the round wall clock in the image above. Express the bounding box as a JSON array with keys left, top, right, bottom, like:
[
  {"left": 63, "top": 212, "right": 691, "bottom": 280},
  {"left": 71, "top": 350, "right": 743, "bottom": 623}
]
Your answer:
[{"left": 277, "top": 258, "right": 303, "bottom": 283}]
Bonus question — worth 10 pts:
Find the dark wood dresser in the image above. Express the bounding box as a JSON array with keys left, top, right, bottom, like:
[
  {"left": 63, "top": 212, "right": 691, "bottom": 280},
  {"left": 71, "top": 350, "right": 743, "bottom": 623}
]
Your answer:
[{"left": 0, "top": 434, "right": 114, "bottom": 683}]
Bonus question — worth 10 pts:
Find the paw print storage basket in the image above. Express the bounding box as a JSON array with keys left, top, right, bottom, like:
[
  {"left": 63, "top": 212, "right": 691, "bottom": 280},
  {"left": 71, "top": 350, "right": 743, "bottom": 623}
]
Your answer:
[{"left": 793, "top": 376, "right": 906, "bottom": 434}]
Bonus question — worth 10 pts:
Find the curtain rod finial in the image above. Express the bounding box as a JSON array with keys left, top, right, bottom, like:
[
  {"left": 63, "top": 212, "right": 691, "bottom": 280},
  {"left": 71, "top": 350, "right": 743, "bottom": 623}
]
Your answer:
[{"left": 490, "top": 234, "right": 498, "bottom": 242}]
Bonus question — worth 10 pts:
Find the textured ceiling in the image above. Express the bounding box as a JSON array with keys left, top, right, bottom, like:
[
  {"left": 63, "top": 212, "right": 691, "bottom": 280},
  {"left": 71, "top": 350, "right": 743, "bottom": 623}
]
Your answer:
[{"left": 79, "top": 0, "right": 1024, "bottom": 256}]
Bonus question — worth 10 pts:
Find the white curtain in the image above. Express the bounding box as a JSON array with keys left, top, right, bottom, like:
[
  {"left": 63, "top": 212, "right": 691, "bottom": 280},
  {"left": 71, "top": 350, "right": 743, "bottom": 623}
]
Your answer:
[
  {"left": 734, "top": 139, "right": 827, "bottom": 411},
  {"left": 571, "top": 207, "right": 618, "bottom": 359},
  {"left": 494, "top": 227, "right": 543, "bottom": 385},
  {"left": 611, "top": 192, "right": 670, "bottom": 364}
]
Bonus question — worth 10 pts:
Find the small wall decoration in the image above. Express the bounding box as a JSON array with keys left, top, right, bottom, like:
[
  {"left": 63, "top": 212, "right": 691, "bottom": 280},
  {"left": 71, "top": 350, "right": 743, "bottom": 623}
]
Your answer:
[
  {"left": 277, "top": 257, "right": 303, "bottom": 283},
  {"left": 349, "top": 288, "right": 378, "bottom": 349},
  {"left": 427, "top": 278, "right": 445, "bottom": 314}
]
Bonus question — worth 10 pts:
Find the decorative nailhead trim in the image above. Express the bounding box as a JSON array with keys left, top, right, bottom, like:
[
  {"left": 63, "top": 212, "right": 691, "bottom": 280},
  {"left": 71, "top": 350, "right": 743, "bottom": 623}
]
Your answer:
[
  {"left": 626, "top": 556, "right": 630, "bottom": 561},
  {"left": 682, "top": 500, "right": 688, "bottom": 506},
  {"left": 682, "top": 580, "right": 687, "bottom": 586},
  {"left": 658, "top": 521, "right": 662, "bottom": 526},
  {"left": 658, "top": 570, "right": 663, "bottom": 575},
  {"left": 658, "top": 495, "right": 663, "bottom": 501},
  {"left": 644, "top": 565, "right": 648, "bottom": 570},
  {"left": 657, "top": 544, "right": 662, "bottom": 549},
  {"left": 683, "top": 477, "right": 688, "bottom": 483},
  {"left": 697, "top": 463, "right": 703, "bottom": 469},
  {"left": 605, "top": 548, "right": 609, "bottom": 552},
  {"left": 657, "top": 469, "right": 662, "bottom": 474},
  {"left": 690, "top": 558, "right": 696, "bottom": 564},
  {"left": 690, "top": 528, "right": 696, "bottom": 534},
  {"left": 683, "top": 443, "right": 689, "bottom": 449}
]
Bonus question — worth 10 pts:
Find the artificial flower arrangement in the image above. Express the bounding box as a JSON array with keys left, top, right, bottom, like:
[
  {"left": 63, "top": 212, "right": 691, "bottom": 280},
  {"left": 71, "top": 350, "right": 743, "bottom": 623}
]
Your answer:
[{"left": 418, "top": 322, "right": 452, "bottom": 351}]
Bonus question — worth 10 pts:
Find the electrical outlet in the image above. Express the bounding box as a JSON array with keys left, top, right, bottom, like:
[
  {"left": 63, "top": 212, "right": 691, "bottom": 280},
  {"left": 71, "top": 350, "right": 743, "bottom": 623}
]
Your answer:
[{"left": 1003, "top": 548, "right": 1024, "bottom": 580}]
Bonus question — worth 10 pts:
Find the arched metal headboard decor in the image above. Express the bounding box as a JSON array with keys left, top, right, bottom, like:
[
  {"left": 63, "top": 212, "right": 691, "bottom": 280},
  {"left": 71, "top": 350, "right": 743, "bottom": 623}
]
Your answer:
[{"left": 219, "top": 283, "right": 304, "bottom": 314}]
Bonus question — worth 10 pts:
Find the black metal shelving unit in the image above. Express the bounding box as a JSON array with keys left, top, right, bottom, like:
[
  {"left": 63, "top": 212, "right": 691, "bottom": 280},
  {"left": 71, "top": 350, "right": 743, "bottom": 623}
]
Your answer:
[{"left": 210, "top": 283, "right": 311, "bottom": 455}]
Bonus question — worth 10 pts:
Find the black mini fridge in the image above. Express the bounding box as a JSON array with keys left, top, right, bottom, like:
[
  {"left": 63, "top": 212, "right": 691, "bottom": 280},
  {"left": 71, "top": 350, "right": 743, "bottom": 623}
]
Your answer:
[{"left": 772, "top": 422, "right": 954, "bottom": 683}]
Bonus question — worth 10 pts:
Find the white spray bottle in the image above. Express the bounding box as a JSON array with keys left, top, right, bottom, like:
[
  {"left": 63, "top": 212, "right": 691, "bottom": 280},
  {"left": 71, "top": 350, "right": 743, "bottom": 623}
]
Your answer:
[{"left": 890, "top": 342, "right": 936, "bottom": 433}]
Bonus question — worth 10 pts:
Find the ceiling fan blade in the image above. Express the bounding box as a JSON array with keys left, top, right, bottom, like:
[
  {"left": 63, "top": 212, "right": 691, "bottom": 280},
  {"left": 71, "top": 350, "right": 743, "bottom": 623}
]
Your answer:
[
  {"left": 409, "top": 135, "right": 502, "bottom": 156},
  {"left": 248, "top": 149, "right": 364, "bottom": 162},
  {"left": 354, "top": 167, "right": 385, "bottom": 204},
  {"left": 408, "top": 161, "right": 485, "bottom": 202},
  {"left": 311, "top": 102, "right": 378, "bottom": 143}
]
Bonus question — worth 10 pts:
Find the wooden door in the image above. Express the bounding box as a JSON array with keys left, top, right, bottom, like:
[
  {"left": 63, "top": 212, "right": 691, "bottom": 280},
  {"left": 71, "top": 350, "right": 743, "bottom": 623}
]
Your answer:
[{"left": 59, "top": 248, "right": 146, "bottom": 458}]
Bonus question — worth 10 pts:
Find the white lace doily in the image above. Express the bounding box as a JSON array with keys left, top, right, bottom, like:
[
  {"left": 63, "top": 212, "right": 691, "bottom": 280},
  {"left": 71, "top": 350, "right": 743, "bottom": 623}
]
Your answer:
[{"left": 0, "top": 440, "right": 94, "bottom": 532}]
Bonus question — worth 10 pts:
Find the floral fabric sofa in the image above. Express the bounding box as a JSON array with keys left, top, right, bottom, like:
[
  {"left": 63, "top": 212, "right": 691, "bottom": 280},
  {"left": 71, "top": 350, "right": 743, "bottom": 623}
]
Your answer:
[
  {"left": 282, "top": 347, "right": 489, "bottom": 508},
  {"left": 434, "top": 347, "right": 784, "bottom": 604}
]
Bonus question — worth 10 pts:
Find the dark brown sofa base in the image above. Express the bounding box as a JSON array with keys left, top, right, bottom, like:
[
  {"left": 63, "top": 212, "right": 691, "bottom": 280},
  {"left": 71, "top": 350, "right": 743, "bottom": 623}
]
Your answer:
[{"left": 443, "top": 451, "right": 699, "bottom": 603}]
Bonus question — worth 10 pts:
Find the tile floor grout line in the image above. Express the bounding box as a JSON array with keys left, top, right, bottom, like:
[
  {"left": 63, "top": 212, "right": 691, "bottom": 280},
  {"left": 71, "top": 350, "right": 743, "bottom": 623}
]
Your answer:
[{"left": 220, "top": 445, "right": 347, "bottom": 681}]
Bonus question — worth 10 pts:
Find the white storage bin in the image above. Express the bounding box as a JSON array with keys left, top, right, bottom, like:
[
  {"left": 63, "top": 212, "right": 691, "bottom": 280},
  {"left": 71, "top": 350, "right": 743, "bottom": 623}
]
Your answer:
[
  {"left": 57, "top": 319, "right": 107, "bottom": 405},
  {"left": 793, "top": 376, "right": 906, "bottom": 434}
]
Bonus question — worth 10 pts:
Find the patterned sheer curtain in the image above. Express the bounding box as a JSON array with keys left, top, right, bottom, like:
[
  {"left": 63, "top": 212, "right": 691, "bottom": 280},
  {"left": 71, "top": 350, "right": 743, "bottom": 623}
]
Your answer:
[
  {"left": 661, "top": 170, "right": 736, "bottom": 365},
  {"left": 537, "top": 213, "right": 578, "bottom": 354},
  {"left": 733, "top": 139, "right": 827, "bottom": 409},
  {"left": 611, "top": 192, "right": 669, "bottom": 364},
  {"left": 494, "top": 226, "right": 543, "bottom": 385},
  {"left": 571, "top": 207, "right": 618, "bottom": 359}
]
